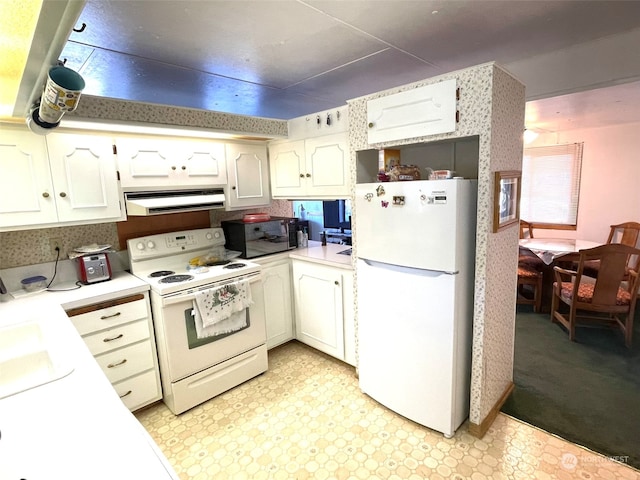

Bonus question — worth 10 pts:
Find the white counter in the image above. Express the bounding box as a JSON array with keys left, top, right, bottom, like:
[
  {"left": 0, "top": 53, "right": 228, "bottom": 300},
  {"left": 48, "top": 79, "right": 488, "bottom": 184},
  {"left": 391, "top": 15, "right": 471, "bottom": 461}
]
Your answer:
[
  {"left": 289, "top": 241, "right": 353, "bottom": 270},
  {"left": 0, "top": 273, "right": 178, "bottom": 480}
]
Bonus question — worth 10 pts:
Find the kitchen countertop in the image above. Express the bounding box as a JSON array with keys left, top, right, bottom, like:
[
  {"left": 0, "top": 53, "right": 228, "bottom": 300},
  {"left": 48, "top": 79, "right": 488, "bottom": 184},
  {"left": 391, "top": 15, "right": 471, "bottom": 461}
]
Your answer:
[
  {"left": 0, "top": 273, "right": 177, "bottom": 480},
  {"left": 288, "top": 241, "right": 354, "bottom": 270}
]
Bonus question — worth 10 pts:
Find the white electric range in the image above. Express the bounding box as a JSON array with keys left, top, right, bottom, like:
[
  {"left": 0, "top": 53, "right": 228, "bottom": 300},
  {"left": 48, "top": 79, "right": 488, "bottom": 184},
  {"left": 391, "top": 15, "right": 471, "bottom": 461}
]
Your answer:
[{"left": 128, "top": 228, "right": 267, "bottom": 414}]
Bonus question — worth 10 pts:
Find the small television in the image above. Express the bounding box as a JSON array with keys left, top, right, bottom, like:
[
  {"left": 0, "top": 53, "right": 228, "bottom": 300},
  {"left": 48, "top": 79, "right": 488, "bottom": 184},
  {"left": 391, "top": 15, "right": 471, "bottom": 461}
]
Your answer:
[{"left": 322, "top": 200, "right": 351, "bottom": 232}]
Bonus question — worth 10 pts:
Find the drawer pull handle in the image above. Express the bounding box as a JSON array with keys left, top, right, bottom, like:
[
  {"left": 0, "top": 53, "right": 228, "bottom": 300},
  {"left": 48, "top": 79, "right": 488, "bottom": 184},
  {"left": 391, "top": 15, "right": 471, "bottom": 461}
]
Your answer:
[
  {"left": 103, "top": 333, "right": 124, "bottom": 342},
  {"left": 119, "top": 390, "right": 132, "bottom": 398},
  {"left": 100, "top": 312, "right": 121, "bottom": 320},
  {"left": 107, "top": 358, "right": 127, "bottom": 368}
]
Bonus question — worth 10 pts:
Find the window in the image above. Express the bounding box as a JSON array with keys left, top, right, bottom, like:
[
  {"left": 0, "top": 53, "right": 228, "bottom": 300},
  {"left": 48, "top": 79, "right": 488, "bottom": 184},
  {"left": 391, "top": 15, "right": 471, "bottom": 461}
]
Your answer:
[{"left": 520, "top": 143, "right": 583, "bottom": 227}]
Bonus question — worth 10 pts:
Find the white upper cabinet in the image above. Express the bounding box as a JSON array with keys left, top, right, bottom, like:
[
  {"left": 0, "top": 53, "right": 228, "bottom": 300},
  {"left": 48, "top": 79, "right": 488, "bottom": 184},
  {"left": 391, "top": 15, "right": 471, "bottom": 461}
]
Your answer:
[
  {"left": 46, "top": 132, "right": 123, "bottom": 223},
  {"left": 304, "top": 134, "right": 350, "bottom": 197},
  {"left": 0, "top": 127, "right": 57, "bottom": 228},
  {"left": 269, "top": 133, "right": 350, "bottom": 199},
  {"left": 0, "top": 126, "right": 124, "bottom": 231},
  {"left": 367, "top": 79, "right": 457, "bottom": 144},
  {"left": 116, "top": 136, "right": 227, "bottom": 190},
  {"left": 225, "top": 142, "right": 271, "bottom": 210},
  {"left": 268, "top": 140, "right": 306, "bottom": 198}
]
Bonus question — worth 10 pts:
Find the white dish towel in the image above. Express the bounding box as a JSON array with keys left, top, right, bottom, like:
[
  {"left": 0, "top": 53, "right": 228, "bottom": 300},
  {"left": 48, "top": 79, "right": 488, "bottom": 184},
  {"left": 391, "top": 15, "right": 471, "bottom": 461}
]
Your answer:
[{"left": 192, "top": 281, "right": 252, "bottom": 339}]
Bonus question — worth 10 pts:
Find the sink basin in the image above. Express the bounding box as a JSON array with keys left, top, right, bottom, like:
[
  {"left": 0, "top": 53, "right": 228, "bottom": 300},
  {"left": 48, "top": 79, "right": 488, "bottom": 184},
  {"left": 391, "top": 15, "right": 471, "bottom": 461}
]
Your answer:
[{"left": 0, "top": 321, "right": 74, "bottom": 399}]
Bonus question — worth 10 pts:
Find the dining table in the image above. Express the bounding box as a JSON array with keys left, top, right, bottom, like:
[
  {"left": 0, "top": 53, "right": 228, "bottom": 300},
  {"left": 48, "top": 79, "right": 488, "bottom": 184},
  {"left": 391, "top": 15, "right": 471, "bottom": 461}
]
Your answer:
[{"left": 518, "top": 238, "right": 602, "bottom": 312}]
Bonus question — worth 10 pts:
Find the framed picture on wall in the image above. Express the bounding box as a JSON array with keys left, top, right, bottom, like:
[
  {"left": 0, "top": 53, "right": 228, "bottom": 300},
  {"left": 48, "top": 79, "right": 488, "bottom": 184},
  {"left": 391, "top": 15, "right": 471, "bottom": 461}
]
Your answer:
[{"left": 493, "top": 170, "right": 521, "bottom": 233}]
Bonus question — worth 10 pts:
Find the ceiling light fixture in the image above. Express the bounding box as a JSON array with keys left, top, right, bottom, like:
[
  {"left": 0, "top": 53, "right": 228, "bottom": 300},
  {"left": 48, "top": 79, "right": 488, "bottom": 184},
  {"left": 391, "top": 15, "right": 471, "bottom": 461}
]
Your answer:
[{"left": 0, "top": 0, "right": 42, "bottom": 118}]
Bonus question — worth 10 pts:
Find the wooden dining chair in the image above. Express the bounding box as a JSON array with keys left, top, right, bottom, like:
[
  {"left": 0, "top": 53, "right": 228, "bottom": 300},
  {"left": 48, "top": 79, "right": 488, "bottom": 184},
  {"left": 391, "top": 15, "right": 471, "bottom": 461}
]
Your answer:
[
  {"left": 582, "top": 221, "right": 640, "bottom": 278},
  {"left": 551, "top": 243, "right": 640, "bottom": 348},
  {"left": 517, "top": 265, "right": 543, "bottom": 312},
  {"left": 519, "top": 220, "right": 535, "bottom": 239}
]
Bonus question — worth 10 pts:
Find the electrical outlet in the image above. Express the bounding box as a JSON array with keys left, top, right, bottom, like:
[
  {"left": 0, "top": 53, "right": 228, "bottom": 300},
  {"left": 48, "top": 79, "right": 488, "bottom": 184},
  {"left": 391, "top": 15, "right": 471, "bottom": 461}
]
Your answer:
[{"left": 49, "top": 237, "right": 63, "bottom": 256}]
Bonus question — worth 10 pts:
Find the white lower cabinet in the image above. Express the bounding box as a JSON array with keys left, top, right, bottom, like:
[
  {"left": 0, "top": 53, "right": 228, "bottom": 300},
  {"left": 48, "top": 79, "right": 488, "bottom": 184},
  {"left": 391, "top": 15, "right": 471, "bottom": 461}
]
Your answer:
[
  {"left": 292, "top": 259, "right": 355, "bottom": 365},
  {"left": 255, "top": 255, "right": 294, "bottom": 349},
  {"left": 65, "top": 292, "right": 162, "bottom": 411}
]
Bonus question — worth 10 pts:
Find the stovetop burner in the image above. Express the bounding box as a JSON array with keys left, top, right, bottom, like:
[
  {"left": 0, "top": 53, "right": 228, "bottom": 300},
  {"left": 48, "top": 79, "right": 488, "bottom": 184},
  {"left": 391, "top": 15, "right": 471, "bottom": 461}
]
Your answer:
[
  {"left": 223, "top": 262, "right": 246, "bottom": 270},
  {"left": 159, "top": 274, "right": 195, "bottom": 284},
  {"left": 149, "top": 270, "right": 175, "bottom": 278}
]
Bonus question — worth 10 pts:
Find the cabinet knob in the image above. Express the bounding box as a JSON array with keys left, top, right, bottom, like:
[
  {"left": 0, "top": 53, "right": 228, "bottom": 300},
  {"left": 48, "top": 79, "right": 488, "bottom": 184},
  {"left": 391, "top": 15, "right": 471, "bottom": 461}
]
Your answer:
[
  {"left": 42, "top": 192, "right": 50, "bottom": 198},
  {"left": 171, "top": 166, "right": 177, "bottom": 170},
  {"left": 299, "top": 174, "right": 304, "bottom": 178},
  {"left": 306, "top": 173, "right": 311, "bottom": 178},
  {"left": 232, "top": 186, "right": 237, "bottom": 190},
  {"left": 368, "top": 122, "right": 374, "bottom": 128},
  {"left": 181, "top": 165, "right": 186, "bottom": 170},
  {"left": 59, "top": 192, "right": 67, "bottom": 198},
  {"left": 334, "top": 280, "right": 339, "bottom": 285}
]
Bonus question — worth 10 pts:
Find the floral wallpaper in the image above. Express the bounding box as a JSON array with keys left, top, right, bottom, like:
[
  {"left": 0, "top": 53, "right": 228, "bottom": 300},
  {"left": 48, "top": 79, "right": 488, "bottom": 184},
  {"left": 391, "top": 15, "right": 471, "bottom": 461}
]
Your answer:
[
  {"left": 0, "top": 200, "right": 293, "bottom": 269},
  {"left": 68, "top": 95, "right": 287, "bottom": 137}
]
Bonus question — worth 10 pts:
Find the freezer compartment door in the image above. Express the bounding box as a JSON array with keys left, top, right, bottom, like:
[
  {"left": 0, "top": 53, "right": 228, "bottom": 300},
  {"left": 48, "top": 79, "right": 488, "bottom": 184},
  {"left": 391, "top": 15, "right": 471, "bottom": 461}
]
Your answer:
[
  {"left": 357, "top": 259, "right": 471, "bottom": 437},
  {"left": 355, "top": 179, "right": 476, "bottom": 272}
]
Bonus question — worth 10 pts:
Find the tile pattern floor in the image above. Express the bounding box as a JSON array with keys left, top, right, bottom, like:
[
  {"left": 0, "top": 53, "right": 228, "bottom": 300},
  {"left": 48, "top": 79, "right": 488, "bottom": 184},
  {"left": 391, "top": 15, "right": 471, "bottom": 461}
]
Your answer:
[{"left": 136, "top": 341, "right": 640, "bottom": 480}]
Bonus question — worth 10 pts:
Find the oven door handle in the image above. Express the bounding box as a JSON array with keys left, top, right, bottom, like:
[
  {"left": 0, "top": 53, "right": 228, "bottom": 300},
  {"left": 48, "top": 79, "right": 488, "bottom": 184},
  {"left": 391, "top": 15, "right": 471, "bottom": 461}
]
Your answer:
[{"left": 160, "top": 273, "right": 262, "bottom": 307}]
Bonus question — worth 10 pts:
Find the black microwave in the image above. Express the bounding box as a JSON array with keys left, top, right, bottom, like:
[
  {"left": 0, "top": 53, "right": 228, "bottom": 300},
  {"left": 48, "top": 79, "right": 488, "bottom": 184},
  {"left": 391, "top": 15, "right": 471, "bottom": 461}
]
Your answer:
[{"left": 221, "top": 217, "right": 299, "bottom": 259}]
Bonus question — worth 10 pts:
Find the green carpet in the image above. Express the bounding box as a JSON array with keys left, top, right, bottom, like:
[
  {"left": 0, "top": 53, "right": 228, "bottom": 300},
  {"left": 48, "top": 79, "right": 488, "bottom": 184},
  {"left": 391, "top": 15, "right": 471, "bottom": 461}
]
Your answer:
[{"left": 502, "top": 305, "right": 640, "bottom": 469}]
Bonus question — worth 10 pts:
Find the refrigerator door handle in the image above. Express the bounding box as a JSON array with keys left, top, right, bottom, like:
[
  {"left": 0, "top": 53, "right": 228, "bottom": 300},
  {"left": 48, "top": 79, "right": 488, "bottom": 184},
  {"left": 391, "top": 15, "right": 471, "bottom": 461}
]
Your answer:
[{"left": 361, "top": 258, "right": 459, "bottom": 276}]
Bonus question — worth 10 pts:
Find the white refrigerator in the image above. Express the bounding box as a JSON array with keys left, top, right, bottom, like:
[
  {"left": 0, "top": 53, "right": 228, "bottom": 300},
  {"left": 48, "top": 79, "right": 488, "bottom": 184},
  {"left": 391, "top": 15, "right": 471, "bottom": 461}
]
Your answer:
[{"left": 356, "top": 179, "right": 477, "bottom": 438}]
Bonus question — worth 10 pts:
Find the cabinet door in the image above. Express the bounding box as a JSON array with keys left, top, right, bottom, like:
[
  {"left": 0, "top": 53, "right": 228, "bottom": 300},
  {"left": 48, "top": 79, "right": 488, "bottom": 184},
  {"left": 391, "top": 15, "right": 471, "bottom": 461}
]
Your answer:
[
  {"left": 367, "top": 79, "right": 457, "bottom": 144},
  {"left": 305, "top": 133, "right": 350, "bottom": 197},
  {"left": 225, "top": 142, "right": 271, "bottom": 210},
  {"left": 269, "top": 140, "right": 306, "bottom": 197},
  {"left": 181, "top": 139, "right": 227, "bottom": 185},
  {"left": 115, "top": 136, "right": 176, "bottom": 188},
  {"left": 46, "top": 132, "right": 123, "bottom": 223},
  {"left": 292, "top": 261, "right": 345, "bottom": 360},
  {"left": 0, "top": 126, "right": 57, "bottom": 229},
  {"left": 342, "top": 270, "right": 356, "bottom": 367},
  {"left": 117, "top": 136, "right": 226, "bottom": 189},
  {"left": 262, "top": 260, "right": 294, "bottom": 348}
]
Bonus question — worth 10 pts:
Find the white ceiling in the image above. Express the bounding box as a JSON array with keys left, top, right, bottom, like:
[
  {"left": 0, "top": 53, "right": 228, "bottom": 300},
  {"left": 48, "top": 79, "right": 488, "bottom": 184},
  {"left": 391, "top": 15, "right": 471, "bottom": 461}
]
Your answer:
[{"left": 60, "top": 0, "right": 640, "bottom": 130}]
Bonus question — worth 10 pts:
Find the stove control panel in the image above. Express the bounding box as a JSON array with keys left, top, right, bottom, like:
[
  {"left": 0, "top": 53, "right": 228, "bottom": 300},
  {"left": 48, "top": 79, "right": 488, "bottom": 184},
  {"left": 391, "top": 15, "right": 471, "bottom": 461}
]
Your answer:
[
  {"left": 128, "top": 228, "right": 226, "bottom": 261},
  {"left": 166, "top": 233, "right": 196, "bottom": 249}
]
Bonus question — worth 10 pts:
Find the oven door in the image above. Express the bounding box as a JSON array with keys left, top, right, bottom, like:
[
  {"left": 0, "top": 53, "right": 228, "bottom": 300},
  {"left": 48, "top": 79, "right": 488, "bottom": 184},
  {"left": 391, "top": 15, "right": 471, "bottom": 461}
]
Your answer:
[{"left": 151, "top": 273, "right": 266, "bottom": 382}]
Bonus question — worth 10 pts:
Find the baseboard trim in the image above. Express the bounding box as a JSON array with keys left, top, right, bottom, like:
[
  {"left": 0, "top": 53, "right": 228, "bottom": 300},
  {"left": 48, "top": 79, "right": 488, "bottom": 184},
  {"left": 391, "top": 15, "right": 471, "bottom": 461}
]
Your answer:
[{"left": 468, "top": 381, "right": 515, "bottom": 438}]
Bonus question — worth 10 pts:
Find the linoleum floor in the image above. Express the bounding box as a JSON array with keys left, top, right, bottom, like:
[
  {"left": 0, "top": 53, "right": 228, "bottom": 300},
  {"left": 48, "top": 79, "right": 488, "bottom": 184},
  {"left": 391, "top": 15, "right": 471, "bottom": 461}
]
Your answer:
[{"left": 136, "top": 341, "right": 640, "bottom": 480}]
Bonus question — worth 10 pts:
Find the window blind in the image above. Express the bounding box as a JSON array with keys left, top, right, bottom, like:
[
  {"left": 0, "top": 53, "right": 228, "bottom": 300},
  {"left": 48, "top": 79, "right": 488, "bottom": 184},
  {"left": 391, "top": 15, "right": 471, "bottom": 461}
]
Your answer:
[{"left": 520, "top": 143, "right": 583, "bottom": 225}]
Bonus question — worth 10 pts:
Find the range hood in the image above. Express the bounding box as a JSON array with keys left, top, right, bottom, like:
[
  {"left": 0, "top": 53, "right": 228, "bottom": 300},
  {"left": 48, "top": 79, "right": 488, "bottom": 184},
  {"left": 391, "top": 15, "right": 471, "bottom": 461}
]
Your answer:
[{"left": 124, "top": 189, "right": 225, "bottom": 216}]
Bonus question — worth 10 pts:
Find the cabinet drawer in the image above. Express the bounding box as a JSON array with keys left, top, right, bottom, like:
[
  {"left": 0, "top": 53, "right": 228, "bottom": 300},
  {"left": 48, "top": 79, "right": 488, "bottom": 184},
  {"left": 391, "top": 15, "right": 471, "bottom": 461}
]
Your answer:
[
  {"left": 67, "top": 294, "right": 148, "bottom": 335},
  {"left": 95, "top": 341, "right": 155, "bottom": 384},
  {"left": 113, "top": 369, "right": 161, "bottom": 412},
  {"left": 82, "top": 320, "right": 150, "bottom": 356}
]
